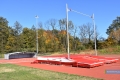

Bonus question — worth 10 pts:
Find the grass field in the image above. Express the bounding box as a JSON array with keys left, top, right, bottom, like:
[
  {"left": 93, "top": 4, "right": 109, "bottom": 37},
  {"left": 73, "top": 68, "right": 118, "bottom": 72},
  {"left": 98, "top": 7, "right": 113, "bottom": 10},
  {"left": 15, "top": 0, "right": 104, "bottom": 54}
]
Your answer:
[{"left": 0, "top": 64, "right": 102, "bottom": 80}]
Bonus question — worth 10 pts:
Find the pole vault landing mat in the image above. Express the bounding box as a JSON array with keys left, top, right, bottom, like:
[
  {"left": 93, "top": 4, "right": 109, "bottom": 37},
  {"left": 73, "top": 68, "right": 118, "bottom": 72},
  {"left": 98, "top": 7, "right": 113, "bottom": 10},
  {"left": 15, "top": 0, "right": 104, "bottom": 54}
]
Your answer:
[{"left": 31, "top": 55, "right": 119, "bottom": 68}]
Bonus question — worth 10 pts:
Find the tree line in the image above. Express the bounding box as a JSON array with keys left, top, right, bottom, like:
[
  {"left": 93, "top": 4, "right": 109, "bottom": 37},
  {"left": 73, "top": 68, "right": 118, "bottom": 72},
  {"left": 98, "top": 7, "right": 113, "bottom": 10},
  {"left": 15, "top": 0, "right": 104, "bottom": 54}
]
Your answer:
[{"left": 0, "top": 16, "right": 120, "bottom": 55}]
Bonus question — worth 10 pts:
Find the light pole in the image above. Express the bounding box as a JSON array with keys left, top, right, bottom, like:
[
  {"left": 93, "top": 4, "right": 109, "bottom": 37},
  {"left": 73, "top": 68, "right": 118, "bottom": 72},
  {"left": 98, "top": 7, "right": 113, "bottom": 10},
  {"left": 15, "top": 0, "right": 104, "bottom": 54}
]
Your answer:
[
  {"left": 66, "top": 4, "right": 97, "bottom": 56},
  {"left": 35, "top": 15, "right": 39, "bottom": 57}
]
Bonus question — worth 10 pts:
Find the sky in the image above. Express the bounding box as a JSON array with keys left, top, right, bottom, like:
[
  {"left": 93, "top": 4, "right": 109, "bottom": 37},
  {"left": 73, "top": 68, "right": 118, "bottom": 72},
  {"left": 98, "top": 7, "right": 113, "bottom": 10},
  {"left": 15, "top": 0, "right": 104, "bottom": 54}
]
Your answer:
[{"left": 0, "top": 0, "right": 120, "bottom": 38}]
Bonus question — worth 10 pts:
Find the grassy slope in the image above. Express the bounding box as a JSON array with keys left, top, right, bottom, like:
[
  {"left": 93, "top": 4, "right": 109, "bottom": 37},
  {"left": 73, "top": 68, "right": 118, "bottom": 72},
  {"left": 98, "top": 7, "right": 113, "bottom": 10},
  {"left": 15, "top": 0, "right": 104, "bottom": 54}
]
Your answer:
[
  {"left": 0, "top": 64, "right": 102, "bottom": 80},
  {"left": 67, "top": 46, "right": 120, "bottom": 55},
  {"left": 98, "top": 46, "right": 120, "bottom": 55}
]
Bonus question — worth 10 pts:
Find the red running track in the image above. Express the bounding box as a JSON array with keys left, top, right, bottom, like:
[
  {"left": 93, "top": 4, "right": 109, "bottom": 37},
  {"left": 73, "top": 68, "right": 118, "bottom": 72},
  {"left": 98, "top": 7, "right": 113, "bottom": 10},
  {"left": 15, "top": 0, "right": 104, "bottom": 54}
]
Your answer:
[
  {"left": 0, "top": 55, "right": 120, "bottom": 80},
  {"left": 16, "top": 59, "right": 120, "bottom": 80}
]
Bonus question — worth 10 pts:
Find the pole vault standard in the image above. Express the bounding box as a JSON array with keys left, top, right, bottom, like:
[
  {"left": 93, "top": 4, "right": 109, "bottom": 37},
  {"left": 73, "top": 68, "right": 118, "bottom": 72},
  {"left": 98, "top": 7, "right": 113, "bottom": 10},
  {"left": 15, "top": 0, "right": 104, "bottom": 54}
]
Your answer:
[
  {"left": 66, "top": 4, "right": 70, "bottom": 59},
  {"left": 66, "top": 4, "right": 97, "bottom": 59}
]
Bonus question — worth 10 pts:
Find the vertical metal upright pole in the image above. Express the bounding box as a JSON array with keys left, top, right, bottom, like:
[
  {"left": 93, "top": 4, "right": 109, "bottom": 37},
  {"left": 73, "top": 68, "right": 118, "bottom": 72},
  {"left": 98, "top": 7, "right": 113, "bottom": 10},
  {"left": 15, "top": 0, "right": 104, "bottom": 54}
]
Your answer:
[
  {"left": 66, "top": 4, "right": 70, "bottom": 59},
  {"left": 35, "top": 15, "right": 39, "bottom": 57},
  {"left": 92, "top": 14, "right": 97, "bottom": 56}
]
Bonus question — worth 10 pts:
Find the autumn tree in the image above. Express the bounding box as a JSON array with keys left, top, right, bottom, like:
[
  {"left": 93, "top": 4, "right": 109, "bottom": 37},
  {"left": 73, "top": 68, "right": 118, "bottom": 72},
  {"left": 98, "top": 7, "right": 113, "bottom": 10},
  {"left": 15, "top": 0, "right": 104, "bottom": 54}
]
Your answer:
[
  {"left": 0, "top": 17, "right": 9, "bottom": 55},
  {"left": 112, "top": 28, "right": 120, "bottom": 44},
  {"left": 31, "top": 25, "right": 36, "bottom": 51},
  {"left": 58, "top": 19, "right": 67, "bottom": 51},
  {"left": 58, "top": 18, "right": 74, "bottom": 52},
  {"left": 21, "top": 27, "right": 36, "bottom": 51},
  {"left": 106, "top": 17, "right": 120, "bottom": 44},
  {"left": 47, "top": 19, "right": 58, "bottom": 51},
  {"left": 0, "top": 16, "right": 106, "bottom": 55},
  {"left": 38, "top": 22, "right": 46, "bottom": 53},
  {"left": 5, "top": 27, "right": 16, "bottom": 52}
]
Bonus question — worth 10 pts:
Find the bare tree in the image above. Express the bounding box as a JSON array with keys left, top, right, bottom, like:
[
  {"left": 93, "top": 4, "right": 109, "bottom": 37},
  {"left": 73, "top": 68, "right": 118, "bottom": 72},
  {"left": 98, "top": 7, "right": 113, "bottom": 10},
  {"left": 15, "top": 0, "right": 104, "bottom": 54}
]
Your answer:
[
  {"left": 79, "top": 24, "right": 88, "bottom": 43},
  {"left": 48, "top": 19, "right": 57, "bottom": 30},
  {"left": 47, "top": 19, "right": 57, "bottom": 36},
  {"left": 72, "top": 25, "right": 78, "bottom": 50},
  {"left": 86, "top": 23, "right": 94, "bottom": 42},
  {"left": 68, "top": 20, "right": 74, "bottom": 30},
  {"left": 79, "top": 23, "right": 94, "bottom": 44},
  {"left": 38, "top": 22, "right": 43, "bottom": 29},
  {"left": 59, "top": 19, "right": 66, "bottom": 30}
]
